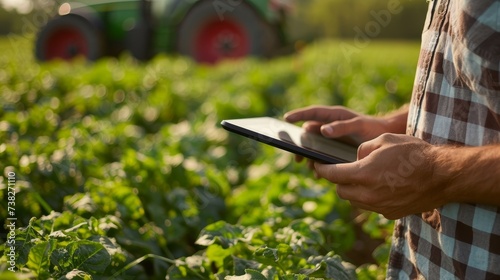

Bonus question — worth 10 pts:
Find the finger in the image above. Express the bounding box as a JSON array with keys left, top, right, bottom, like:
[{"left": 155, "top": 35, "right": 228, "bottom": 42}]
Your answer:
[
  {"left": 335, "top": 184, "right": 351, "bottom": 200},
  {"left": 307, "top": 159, "right": 315, "bottom": 170},
  {"left": 320, "top": 117, "right": 364, "bottom": 139},
  {"left": 314, "top": 169, "right": 321, "bottom": 179},
  {"left": 336, "top": 184, "right": 371, "bottom": 205},
  {"left": 295, "top": 154, "right": 304, "bottom": 163},
  {"left": 284, "top": 106, "right": 357, "bottom": 123},
  {"left": 347, "top": 200, "right": 398, "bottom": 220},
  {"left": 346, "top": 198, "right": 399, "bottom": 220},
  {"left": 348, "top": 200, "right": 377, "bottom": 213},
  {"left": 313, "top": 162, "right": 362, "bottom": 185},
  {"left": 357, "top": 137, "right": 384, "bottom": 160},
  {"left": 302, "top": 121, "right": 323, "bottom": 134}
]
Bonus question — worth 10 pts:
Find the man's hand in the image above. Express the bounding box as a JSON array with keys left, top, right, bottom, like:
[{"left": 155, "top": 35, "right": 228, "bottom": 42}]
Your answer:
[
  {"left": 284, "top": 105, "right": 408, "bottom": 144},
  {"left": 314, "top": 133, "right": 448, "bottom": 220},
  {"left": 286, "top": 106, "right": 500, "bottom": 217},
  {"left": 284, "top": 105, "right": 408, "bottom": 165}
]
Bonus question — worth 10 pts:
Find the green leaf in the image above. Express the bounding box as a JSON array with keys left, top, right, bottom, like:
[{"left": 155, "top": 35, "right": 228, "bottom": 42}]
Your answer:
[
  {"left": 90, "top": 235, "right": 127, "bottom": 265},
  {"left": 0, "top": 270, "right": 21, "bottom": 280},
  {"left": 355, "top": 264, "right": 383, "bottom": 280},
  {"left": 166, "top": 257, "right": 207, "bottom": 280},
  {"left": 289, "top": 219, "right": 325, "bottom": 245},
  {"left": 372, "top": 243, "right": 390, "bottom": 265},
  {"left": 282, "top": 274, "right": 310, "bottom": 280},
  {"left": 15, "top": 219, "right": 42, "bottom": 265},
  {"left": 26, "top": 241, "right": 52, "bottom": 278},
  {"left": 224, "top": 275, "right": 251, "bottom": 280},
  {"left": 254, "top": 244, "right": 292, "bottom": 266},
  {"left": 58, "top": 269, "right": 92, "bottom": 280},
  {"left": 276, "top": 244, "right": 293, "bottom": 258},
  {"left": 185, "top": 255, "right": 205, "bottom": 273},
  {"left": 50, "top": 248, "right": 71, "bottom": 273},
  {"left": 207, "top": 244, "right": 232, "bottom": 269},
  {"left": 301, "top": 254, "right": 356, "bottom": 280},
  {"left": 324, "top": 256, "right": 356, "bottom": 280},
  {"left": 113, "top": 183, "right": 145, "bottom": 220},
  {"left": 66, "top": 240, "right": 110, "bottom": 274},
  {"left": 196, "top": 221, "right": 244, "bottom": 248},
  {"left": 166, "top": 265, "right": 190, "bottom": 279},
  {"left": 233, "top": 256, "right": 260, "bottom": 276},
  {"left": 245, "top": 269, "right": 268, "bottom": 280},
  {"left": 254, "top": 246, "right": 278, "bottom": 264},
  {"left": 52, "top": 212, "right": 82, "bottom": 232},
  {"left": 64, "top": 193, "right": 97, "bottom": 216}
]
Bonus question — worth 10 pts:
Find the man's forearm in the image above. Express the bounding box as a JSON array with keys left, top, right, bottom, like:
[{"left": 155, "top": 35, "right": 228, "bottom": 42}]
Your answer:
[{"left": 435, "top": 145, "right": 500, "bottom": 206}]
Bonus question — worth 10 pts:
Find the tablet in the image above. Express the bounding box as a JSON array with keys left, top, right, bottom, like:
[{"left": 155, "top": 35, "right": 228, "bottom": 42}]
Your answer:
[{"left": 221, "top": 117, "right": 358, "bottom": 164}]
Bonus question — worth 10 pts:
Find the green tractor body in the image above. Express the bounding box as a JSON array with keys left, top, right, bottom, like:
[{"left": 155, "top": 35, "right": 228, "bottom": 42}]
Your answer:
[{"left": 36, "top": 0, "right": 289, "bottom": 63}]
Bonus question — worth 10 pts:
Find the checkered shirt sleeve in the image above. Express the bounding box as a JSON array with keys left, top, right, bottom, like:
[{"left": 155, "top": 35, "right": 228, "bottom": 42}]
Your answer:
[{"left": 387, "top": 0, "right": 500, "bottom": 279}]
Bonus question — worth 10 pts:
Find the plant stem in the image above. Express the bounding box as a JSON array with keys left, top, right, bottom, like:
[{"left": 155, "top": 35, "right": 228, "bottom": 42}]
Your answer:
[{"left": 31, "top": 191, "right": 52, "bottom": 213}]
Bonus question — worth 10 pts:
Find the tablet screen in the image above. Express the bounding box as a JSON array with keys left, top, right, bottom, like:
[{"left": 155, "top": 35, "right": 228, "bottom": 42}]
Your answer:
[{"left": 221, "top": 117, "right": 358, "bottom": 164}]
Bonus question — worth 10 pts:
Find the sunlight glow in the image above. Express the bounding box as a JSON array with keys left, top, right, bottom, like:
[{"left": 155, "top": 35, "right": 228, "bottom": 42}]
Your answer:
[{"left": 1, "top": 0, "right": 33, "bottom": 14}]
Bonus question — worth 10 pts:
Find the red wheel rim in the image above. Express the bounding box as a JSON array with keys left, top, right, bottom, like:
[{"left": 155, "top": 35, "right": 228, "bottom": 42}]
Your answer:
[
  {"left": 195, "top": 20, "right": 249, "bottom": 63},
  {"left": 44, "top": 27, "right": 89, "bottom": 60}
]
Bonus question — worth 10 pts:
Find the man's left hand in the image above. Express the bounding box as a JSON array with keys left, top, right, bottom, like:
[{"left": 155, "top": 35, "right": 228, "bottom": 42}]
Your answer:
[{"left": 314, "top": 133, "right": 447, "bottom": 219}]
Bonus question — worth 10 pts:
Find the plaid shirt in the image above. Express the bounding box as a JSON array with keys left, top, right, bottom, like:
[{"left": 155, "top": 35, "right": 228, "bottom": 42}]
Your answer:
[{"left": 387, "top": 0, "right": 500, "bottom": 279}]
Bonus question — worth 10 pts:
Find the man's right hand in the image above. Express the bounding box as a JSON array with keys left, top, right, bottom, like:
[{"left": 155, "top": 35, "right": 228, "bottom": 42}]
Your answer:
[{"left": 284, "top": 105, "right": 407, "bottom": 145}]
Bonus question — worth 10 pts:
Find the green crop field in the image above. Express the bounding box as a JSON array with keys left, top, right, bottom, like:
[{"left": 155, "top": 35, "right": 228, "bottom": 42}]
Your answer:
[{"left": 0, "top": 36, "right": 420, "bottom": 279}]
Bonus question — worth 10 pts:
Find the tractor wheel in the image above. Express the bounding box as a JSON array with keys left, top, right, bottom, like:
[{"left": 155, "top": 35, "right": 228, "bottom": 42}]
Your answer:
[
  {"left": 177, "top": 1, "right": 279, "bottom": 64},
  {"left": 35, "top": 15, "right": 103, "bottom": 61}
]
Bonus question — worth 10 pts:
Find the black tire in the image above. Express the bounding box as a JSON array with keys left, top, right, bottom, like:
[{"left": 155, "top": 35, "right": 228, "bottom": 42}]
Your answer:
[
  {"left": 126, "top": 0, "right": 153, "bottom": 61},
  {"left": 177, "top": 0, "right": 279, "bottom": 63},
  {"left": 126, "top": 19, "right": 153, "bottom": 61},
  {"left": 35, "top": 15, "right": 103, "bottom": 61}
]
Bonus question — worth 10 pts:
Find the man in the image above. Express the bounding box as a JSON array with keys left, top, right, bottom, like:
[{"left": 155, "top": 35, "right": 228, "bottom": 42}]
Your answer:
[{"left": 285, "top": 0, "right": 500, "bottom": 278}]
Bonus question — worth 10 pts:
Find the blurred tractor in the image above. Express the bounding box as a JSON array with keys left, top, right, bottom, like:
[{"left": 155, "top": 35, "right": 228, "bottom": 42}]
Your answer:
[{"left": 35, "top": 0, "right": 290, "bottom": 63}]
